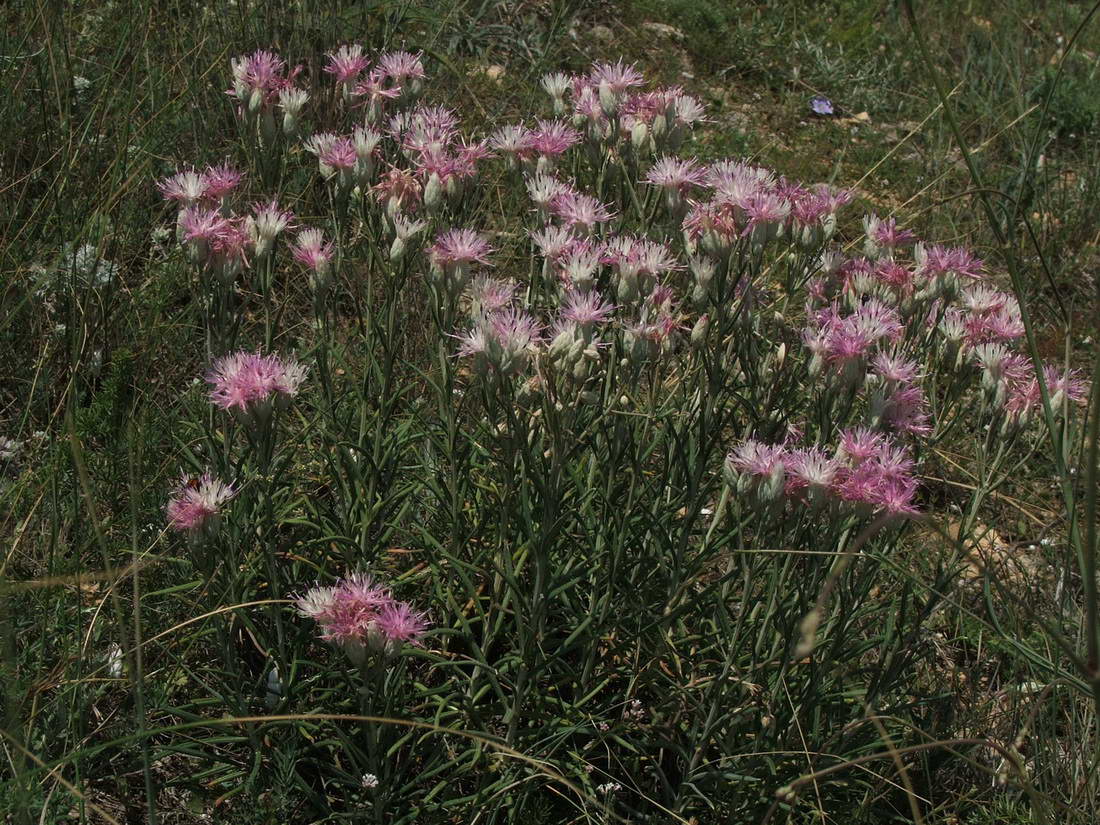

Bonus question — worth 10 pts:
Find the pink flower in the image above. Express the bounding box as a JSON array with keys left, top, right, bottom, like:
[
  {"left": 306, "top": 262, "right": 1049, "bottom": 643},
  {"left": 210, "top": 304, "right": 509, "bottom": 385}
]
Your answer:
[
  {"left": 372, "top": 166, "right": 422, "bottom": 214},
  {"left": 430, "top": 228, "right": 493, "bottom": 273},
  {"left": 530, "top": 120, "right": 580, "bottom": 157},
  {"left": 166, "top": 471, "right": 236, "bottom": 533},
  {"left": 572, "top": 86, "right": 607, "bottom": 128},
  {"left": 206, "top": 351, "right": 307, "bottom": 413},
  {"left": 179, "top": 208, "right": 252, "bottom": 270},
  {"left": 727, "top": 441, "right": 786, "bottom": 478},
  {"left": 456, "top": 309, "right": 542, "bottom": 377},
  {"left": 918, "top": 244, "right": 984, "bottom": 280},
  {"left": 1043, "top": 365, "right": 1088, "bottom": 408},
  {"left": 873, "top": 260, "right": 915, "bottom": 292},
  {"left": 202, "top": 163, "right": 244, "bottom": 201},
  {"left": 378, "top": 51, "right": 426, "bottom": 85},
  {"left": 725, "top": 440, "right": 787, "bottom": 500},
  {"left": 468, "top": 276, "right": 518, "bottom": 316},
  {"left": 863, "top": 214, "right": 916, "bottom": 251},
  {"left": 740, "top": 191, "right": 791, "bottom": 238},
  {"left": 589, "top": 60, "right": 645, "bottom": 95},
  {"left": 560, "top": 290, "right": 615, "bottom": 326},
  {"left": 960, "top": 285, "right": 1008, "bottom": 315},
  {"left": 556, "top": 239, "right": 603, "bottom": 290},
  {"left": 353, "top": 68, "right": 402, "bottom": 111},
  {"left": 180, "top": 206, "right": 229, "bottom": 245},
  {"left": 209, "top": 217, "right": 253, "bottom": 268},
  {"left": 784, "top": 448, "right": 841, "bottom": 498},
  {"left": 157, "top": 169, "right": 208, "bottom": 205},
  {"left": 707, "top": 159, "right": 774, "bottom": 194},
  {"left": 550, "top": 191, "right": 615, "bottom": 233},
  {"left": 672, "top": 93, "right": 706, "bottom": 127},
  {"left": 294, "top": 572, "right": 431, "bottom": 662},
  {"left": 319, "top": 136, "right": 358, "bottom": 171},
  {"left": 871, "top": 353, "right": 922, "bottom": 385},
  {"left": 838, "top": 427, "right": 887, "bottom": 466},
  {"left": 527, "top": 174, "right": 572, "bottom": 214},
  {"left": 881, "top": 385, "right": 931, "bottom": 436},
  {"left": 375, "top": 600, "right": 429, "bottom": 646},
  {"left": 251, "top": 199, "right": 295, "bottom": 244},
  {"left": 228, "top": 50, "right": 298, "bottom": 111},
  {"left": 324, "top": 44, "right": 369, "bottom": 86},
  {"left": 290, "top": 228, "right": 334, "bottom": 273},
  {"left": 1005, "top": 363, "right": 1089, "bottom": 423},
  {"left": 490, "top": 124, "right": 536, "bottom": 161},
  {"left": 645, "top": 157, "right": 707, "bottom": 195},
  {"left": 531, "top": 225, "right": 578, "bottom": 261},
  {"left": 834, "top": 455, "right": 919, "bottom": 516}
]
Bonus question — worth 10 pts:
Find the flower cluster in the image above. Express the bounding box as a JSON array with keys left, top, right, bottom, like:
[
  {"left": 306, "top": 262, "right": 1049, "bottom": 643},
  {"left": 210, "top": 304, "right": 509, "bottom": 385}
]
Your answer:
[
  {"left": 227, "top": 50, "right": 302, "bottom": 135},
  {"left": 681, "top": 162, "right": 850, "bottom": 254},
  {"left": 726, "top": 430, "right": 920, "bottom": 518},
  {"left": 156, "top": 164, "right": 297, "bottom": 281},
  {"left": 540, "top": 60, "right": 704, "bottom": 155},
  {"left": 295, "top": 574, "right": 429, "bottom": 664}
]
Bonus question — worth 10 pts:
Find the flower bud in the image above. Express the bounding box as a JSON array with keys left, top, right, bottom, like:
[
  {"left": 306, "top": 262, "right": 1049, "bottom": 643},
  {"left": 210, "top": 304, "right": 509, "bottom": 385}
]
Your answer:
[{"left": 690, "top": 314, "right": 709, "bottom": 348}]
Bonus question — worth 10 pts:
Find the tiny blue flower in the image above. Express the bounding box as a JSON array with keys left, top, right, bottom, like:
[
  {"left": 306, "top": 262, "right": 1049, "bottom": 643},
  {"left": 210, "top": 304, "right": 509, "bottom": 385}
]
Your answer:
[{"left": 810, "top": 96, "right": 834, "bottom": 116}]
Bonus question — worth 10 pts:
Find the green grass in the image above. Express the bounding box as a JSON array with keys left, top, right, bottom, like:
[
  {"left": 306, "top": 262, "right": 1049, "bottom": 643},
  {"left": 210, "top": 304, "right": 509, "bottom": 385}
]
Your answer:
[{"left": 2, "top": 0, "right": 1100, "bottom": 823}]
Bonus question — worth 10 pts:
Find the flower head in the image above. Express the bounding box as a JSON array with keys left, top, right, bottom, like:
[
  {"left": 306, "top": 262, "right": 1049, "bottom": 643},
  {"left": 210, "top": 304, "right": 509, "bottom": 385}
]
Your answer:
[
  {"left": 166, "top": 471, "right": 236, "bottom": 534},
  {"left": 319, "top": 136, "right": 358, "bottom": 172},
  {"left": 290, "top": 228, "right": 334, "bottom": 277},
  {"left": 530, "top": 120, "right": 580, "bottom": 158},
  {"left": 429, "top": 228, "right": 493, "bottom": 275},
  {"left": 645, "top": 156, "right": 707, "bottom": 196},
  {"left": 228, "top": 50, "right": 298, "bottom": 113},
  {"left": 375, "top": 600, "right": 429, "bottom": 646},
  {"left": 468, "top": 275, "right": 518, "bottom": 317},
  {"left": 324, "top": 44, "right": 370, "bottom": 86},
  {"left": 550, "top": 190, "right": 614, "bottom": 233},
  {"left": 206, "top": 351, "right": 307, "bottom": 415},
  {"left": 157, "top": 169, "right": 209, "bottom": 206},
  {"left": 589, "top": 60, "right": 644, "bottom": 97},
  {"left": 378, "top": 51, "right": 426, "bottom": 85},
  {"left": 560, "top": 289, "right": 615, "bottom": 327},
  {"left": 250, "top": 199, "right": 295, "bottom": 253},
  {"left": 201, "top": 163, "right": 244, "bottom": 201},
  {"left": 372, "top": 166, "right": 422, "bottom": 216}
]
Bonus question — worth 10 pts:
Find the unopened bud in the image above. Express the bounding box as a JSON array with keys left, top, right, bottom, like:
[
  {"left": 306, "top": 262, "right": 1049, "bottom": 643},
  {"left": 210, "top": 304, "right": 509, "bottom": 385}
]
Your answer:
[{"left": 690, "top": 314, "right": 709, "bottom": 347}]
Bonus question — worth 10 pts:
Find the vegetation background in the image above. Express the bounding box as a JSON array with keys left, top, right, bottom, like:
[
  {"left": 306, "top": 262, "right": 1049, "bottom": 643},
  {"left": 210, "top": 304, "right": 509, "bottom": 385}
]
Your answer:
[{"left": 2, "top": 0, "right": 1099, "bottom": 822}]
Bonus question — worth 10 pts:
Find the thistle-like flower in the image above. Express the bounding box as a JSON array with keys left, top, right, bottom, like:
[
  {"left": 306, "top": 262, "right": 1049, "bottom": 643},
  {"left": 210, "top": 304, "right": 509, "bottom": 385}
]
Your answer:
[
  {"left": 429, "top": 228, "right": 493, "bottom": 291},
  {"left": 290, "top": 228, "right": 335, "bottom": 292},
  {"left": 550, "top": 190, "right": 614, "bottom": 234},
  {"left": 645, "top": 156, "right": 707, "bottom": 202},
  {"left": 166, "top": 471, "right": 236, "bottom": 536},
  {"left": 324, "top": 44, "right": 370, "bottom": 90},
  {"left": 250, "top": 199, "right": 295, "bottom": 257},
  {"left": 206, "top": 351, "right": 307, "bottom": 422},
  {"left": 541, "top": 72, "right": 572, "bottom": 114}
]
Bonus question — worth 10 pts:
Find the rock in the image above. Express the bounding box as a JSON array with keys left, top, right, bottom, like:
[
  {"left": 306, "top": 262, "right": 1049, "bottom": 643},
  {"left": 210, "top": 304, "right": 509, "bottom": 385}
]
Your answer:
[
  {"left": 642, "top": 22, "right": 685, "bottom": 40},
  {"left": 592, "top": 24, "right": 613, "bottom": 42}
]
